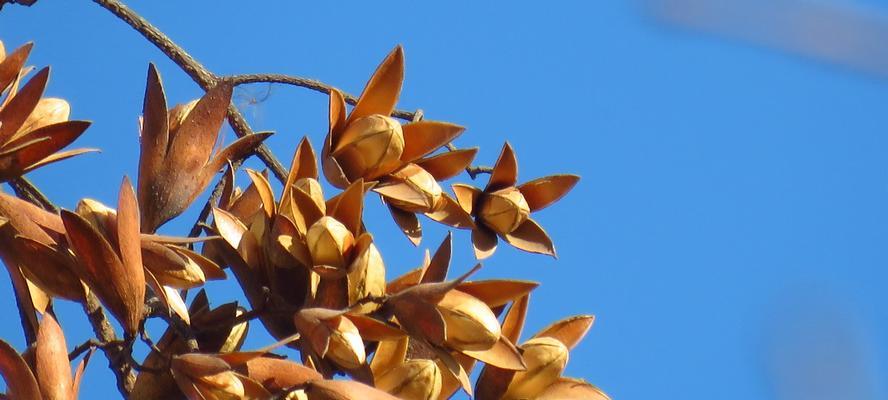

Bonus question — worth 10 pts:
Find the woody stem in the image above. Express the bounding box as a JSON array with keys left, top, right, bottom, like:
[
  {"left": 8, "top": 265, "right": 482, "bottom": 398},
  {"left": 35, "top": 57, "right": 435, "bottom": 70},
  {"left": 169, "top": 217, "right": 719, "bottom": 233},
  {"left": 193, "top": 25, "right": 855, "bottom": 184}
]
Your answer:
[{"left": 83, "top": 292, "right": 136, "bottom": 398}]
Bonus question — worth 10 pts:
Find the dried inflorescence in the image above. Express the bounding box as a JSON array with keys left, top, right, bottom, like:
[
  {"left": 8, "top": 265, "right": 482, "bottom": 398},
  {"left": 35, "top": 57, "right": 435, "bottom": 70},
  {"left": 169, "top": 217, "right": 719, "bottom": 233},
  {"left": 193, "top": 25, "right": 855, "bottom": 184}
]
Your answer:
[
  {"left": 453, "top": 142, "right": 580, "bottom": 259},
  {"left": 138, "top": 64, "right": 271, "bottom": 233},
  {"left": 322, "top": 47, "right": 476, "bottom": 246},
  {"left": 0, "top": 313, "right": 91, "bottom": 400},
  {"left": 0, "top": 38, "right": 605, "bottom": 400},
  {"left": 0, "top": 40, "right": 95, "bottom": 182}
]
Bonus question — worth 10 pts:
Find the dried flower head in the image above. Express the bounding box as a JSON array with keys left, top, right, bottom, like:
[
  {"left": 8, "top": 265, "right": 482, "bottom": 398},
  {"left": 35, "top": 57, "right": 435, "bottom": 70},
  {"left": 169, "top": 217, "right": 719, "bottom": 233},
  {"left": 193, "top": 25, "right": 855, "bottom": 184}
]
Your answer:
[
  {"left": 294, "top": 307, "right": 367, "bottom": 370},
  {"left": 61, "top": 177, "right": 146, "bottom": 335},
  {"left": 133, "top": 290, "right": 252, "bottom": 399},
  {"left": 0, "top": 41, "right": 95, "bottom": 182},
  {"left": 71, "top": 192, "right": 224, "bottom": 326},
  {"left": 321, "top": 46, "right": 475, "bottom": 245},
  {"left": 0, "top": 314, "right": 91, "bottom": 400},
  {"left": 0, "top": 190, "right": 82, "bottom": 315},
  {"left": 169, "top": 334, "right": 311, "bottom": 399},
  {"left": 138, "top": 63, "right": 272, "bottom": 233},
  {"left": 475, "top": 296, "right": 607, "bottom": 400},
  {"left": 453, "top": 142, "right": 580, "bottom": 259},
  {"left": 370, "top": 336, "right": 444, "bottom": 400}
]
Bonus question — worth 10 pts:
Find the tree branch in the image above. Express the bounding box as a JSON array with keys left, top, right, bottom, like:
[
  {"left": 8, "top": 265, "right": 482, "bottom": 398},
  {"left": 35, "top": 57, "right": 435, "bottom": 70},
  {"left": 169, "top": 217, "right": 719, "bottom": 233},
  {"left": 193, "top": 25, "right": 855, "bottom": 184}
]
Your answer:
[
  {"left": 83, "top": 292, "right": 136, "bottom": 398},
  {"left": 228, "top": 74, "right": 417, "bottom": 121}
]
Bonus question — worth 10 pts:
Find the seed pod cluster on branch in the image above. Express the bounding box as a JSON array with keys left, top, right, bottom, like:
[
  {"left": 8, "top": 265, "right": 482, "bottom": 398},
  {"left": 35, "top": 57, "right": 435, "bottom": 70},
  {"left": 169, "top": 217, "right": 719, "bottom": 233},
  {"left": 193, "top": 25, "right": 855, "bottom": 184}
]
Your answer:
[{"left": 0, "top": 36, "right": 605, "bottom": 400}]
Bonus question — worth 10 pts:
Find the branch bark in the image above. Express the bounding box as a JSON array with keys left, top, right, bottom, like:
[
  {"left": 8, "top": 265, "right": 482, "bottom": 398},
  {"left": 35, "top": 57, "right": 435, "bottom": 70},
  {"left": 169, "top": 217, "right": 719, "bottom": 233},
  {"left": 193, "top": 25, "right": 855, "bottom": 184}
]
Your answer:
[{"left": 83, "top": 292, "right": 136, "bottom": 398}]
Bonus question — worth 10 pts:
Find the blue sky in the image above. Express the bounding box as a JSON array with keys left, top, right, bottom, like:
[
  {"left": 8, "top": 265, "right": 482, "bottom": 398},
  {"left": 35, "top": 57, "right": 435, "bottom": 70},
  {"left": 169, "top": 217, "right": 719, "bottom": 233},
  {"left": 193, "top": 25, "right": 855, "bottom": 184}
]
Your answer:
[{"left": 3, "top": 1, "right": 888, "bottom": 399}]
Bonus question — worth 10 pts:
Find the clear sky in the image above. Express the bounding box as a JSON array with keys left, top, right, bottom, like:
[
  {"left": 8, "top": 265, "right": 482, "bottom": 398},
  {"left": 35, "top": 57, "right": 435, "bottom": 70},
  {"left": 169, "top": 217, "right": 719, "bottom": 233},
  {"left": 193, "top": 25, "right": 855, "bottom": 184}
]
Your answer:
[{"left": 2, "top": 1, "right": 888, "bottom": 399}]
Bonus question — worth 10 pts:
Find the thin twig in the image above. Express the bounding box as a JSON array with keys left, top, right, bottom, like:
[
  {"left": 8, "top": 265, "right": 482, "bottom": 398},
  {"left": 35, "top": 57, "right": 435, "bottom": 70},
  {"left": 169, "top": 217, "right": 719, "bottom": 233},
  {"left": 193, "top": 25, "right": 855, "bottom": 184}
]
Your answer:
[
  {"left": 145, "top": 296, "right": 199, "bottom": 352},
  {"left": 230, "top": 75, "right": 491, "bottom": 179},
  {"left": 68, "top": 338, "right": 106, "bottom": 361},
  {"left": 90, "top": 0, "right": 288, "bottom": 183},
  {"left": 350, "top": 294, "right": 389, "bottom": 310},
  {"left": 443, "top": 143, "right": 493, "bottom": 179},
  {"left": 228, "top": 74, "right": 417, "bottom": 121}
]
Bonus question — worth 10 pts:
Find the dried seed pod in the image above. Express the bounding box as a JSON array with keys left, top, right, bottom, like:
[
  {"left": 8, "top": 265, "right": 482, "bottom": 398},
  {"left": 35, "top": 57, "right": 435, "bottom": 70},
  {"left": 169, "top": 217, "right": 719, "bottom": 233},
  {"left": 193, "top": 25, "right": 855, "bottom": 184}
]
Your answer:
[
  {"left": 501, "top": 337, "right": 569, "bottom": 400},
  {"left": 436, "top": 290, "right": 501, "bottom": 351},
  {"left": 72, "top": 196, "right": 223, "bottom": 323},
  {"left": 375, "top": 359, "right": 442, "bottom": 400},
  {"left": 320, "top": 46, "right": 471, "bottom": 244},
  {"left": 132, "top": 291, "right": 251, "bottom": 400},
  {"left": 138, "top": 64, "right": 271, "bottom": 232},
  {"left": 16, "top": 97, "right": 69, "bottom": 134},
  {"left": 167, "top": 99, "right": 198, "bottom": 134},
  {"left": 375, "top": 163, "right": 444, "bottom": 213},
  {"left": 478, "top": 186, "right": 530, "bottom": 236},
  {"left": 536, "top": 377, "right": 611, "bottom": 400},
  {"left": 326, "top": 316, "right": 366, "bottom": 370},
  {"left": 293, "top": 177, "right": 325, "bottom": 213},
  {"left": 333, "top": 114, "right": 405, "bottom": 180},
  {"left": 293, "top": 308, "right": 367, "bottom": 370},
  {"left": 170, "top": 354, "right": 246, "bottom": 400},
  {"left": 476, "top": 312, "right": 597, "bottom": 400},
  {"left": 453, "top": 142, "right": 580, "bottom": 259},
  {"left": 306, "top": 379, "right": 400, "bottom": 400},
  {"left": 346, "top": 237, "right": 386, "bottom": 314},
  {"left": 0, "top": 43, "right": 95, "bottom": 182},
  {"left": 0, "top": 313, "right": 90, "bottom": 400},
  {"left": 62, "top": 178, "right": 146, "bottom": 335},
  {"left": 306, "top": 216, "right": 356, "bottom": 271}
]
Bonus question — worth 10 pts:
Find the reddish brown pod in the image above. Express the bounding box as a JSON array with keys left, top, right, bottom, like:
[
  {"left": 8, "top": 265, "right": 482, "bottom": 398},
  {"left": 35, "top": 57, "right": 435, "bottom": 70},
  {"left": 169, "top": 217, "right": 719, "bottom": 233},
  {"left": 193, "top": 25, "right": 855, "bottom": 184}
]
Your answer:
[{"left": 0, "top": 41, "right": 95, "bottom": 183}]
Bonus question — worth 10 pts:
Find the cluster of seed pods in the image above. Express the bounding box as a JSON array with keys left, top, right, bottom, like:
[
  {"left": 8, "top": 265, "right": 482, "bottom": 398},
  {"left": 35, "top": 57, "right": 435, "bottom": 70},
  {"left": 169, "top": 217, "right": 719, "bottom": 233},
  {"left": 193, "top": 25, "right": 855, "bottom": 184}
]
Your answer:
[{"left": 0, "top": 39, "right": 604, "bottom": 399}]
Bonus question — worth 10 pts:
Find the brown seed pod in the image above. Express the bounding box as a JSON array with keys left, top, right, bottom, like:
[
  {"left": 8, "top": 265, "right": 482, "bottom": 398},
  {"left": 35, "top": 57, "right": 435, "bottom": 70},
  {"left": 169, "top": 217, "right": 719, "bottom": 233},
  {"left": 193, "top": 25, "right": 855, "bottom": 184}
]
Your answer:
[
  {"left": 61, "top": 178, "right": 146, "bottom": 335},
  {"left": 306, "top": 379, "right": 400, "bottom": 400},
  {"left": 333, "top": 114, "right": 405, "bottom": 181},
  {"left": 321, "top": 46, "right": 473, "bottom": 245},
  {"left": 501, "top": 337, "right": 569, "bottom": 400},
  {"left": 293, "top": 308, "right": 366, "bottom": 370},
  {"left": 375, "top": 163, "right": 444, "bottom": 213},
  {"left": 376, "top": 359, "right": 443, "bottom": 400},
  {"left": 0, "top": 313, "right": 90, "bottom": 400},
  {"left": 0, "top": 41, "right": 95, "bottom": 182},
  {"left": 137, "top": 63, "right": 272, "bottom": 233},
  {"left": 132, "top": 291, "right": 251, "bottom": 399},
  {"left": 453, "top": 142, "right": 580, "bottom": 259},
  {"left": 477, "top": 186, "right": 530, "bottom": 236},
  {"left": 306, "top": 216, "right": 356, "bottom": 271},
  {"left": 436, "top": 290, "right": 501, "bottom": 352}
]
